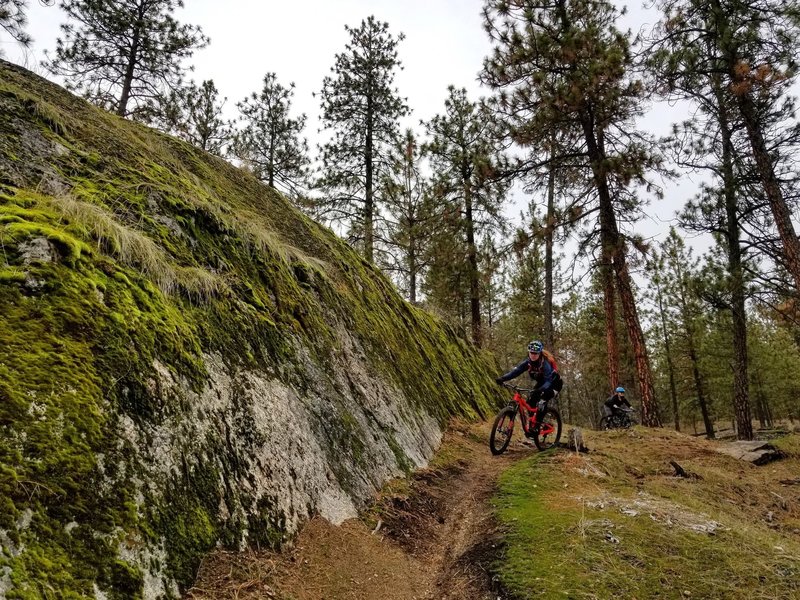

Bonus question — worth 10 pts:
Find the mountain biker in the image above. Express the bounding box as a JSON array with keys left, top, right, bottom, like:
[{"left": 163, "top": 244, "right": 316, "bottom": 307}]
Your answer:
[
  {"left": 495, "top": 340, "right": 563, "bottom": 408},
  {"left": 603, "top": 386, "right": 632, "bottom": 419}
]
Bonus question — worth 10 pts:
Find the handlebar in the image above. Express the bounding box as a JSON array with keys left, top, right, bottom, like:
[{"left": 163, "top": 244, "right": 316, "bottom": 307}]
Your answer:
[{"left": 501, "top": 382, "right": 534, "bottom": 393}]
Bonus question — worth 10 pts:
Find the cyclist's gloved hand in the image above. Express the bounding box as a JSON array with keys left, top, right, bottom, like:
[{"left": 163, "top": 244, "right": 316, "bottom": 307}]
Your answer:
[{"left": 495, "top": 377, "right": 503, "bottom": 385}]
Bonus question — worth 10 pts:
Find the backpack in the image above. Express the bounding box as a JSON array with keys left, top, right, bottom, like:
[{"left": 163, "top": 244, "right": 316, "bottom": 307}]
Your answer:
[{"left": 528, "top": 350, "right": 559, "bottom": 378}]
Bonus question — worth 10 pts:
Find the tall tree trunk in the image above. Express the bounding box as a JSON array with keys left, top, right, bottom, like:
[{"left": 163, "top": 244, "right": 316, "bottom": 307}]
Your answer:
[
  {"left": 687, "top": 344, "right": 714, "bottom": 438},
  {"left": 601, "top": 255, "right": 620, "bottom": 389},
  {"left": 404, "top": 157, "right": 417, "bottom": 305},
  {"left": 408, "top": 245, "right": 417, "bottom": 304},
  {"left": 581, "top": 113, "right": 659, "bottom": 425},
  {"left": 735, "top": 92, "right": 800, "bottom": 292},
  {"left": 117, "top": 19, "right": 142, "bottom": 116},
  {"left": 655, "top": 280, "right": 680, "bottom": 431},
  {"left": 464, "top": 178, "right": 482, "bottom": 347},
  {"left": 268, "top": 125, "right": 276, "bottom": 188},
  {"left": 714, "top": 76, "right": 753, "bottom": 440},
  {"left": 614, "top": 253, "right": 661, "bottom": 426},
  {"left": 673, "top": 260, "right": 714, "bottom": 438},
  {"left": 544, "top": 152, "right": 556, "bottom": 350},
  {"left": 364, "top": 95, "right": 374, "bottom": 263}
]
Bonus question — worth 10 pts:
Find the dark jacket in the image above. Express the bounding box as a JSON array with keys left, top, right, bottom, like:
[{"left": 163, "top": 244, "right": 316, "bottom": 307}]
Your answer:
[
  {"left": 605, "top": 393, "right": 632, "bottom": 410},
  {"left": 498, "top": 355, "right": 558, "bottom": 391}
]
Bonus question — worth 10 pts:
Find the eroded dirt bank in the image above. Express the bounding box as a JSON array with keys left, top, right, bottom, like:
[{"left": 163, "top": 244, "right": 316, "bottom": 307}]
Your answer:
[{"left": 185, "top": 420, "right": 532, "bottom": 599}]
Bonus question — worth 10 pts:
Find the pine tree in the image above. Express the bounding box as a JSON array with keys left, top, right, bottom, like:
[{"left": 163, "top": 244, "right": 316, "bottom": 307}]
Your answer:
[
  {"left": 380, "top": 129, "right": 433, "bottom": 304},
  {"left": 45, "top": 0, "right": 207, "bottom": 120},
  {"left": 647, "top": 4, "right": 764, "bottom": 438},
  {"left": 490, "top": 214, "right": 550, "bottom": 362},
  {"left": 422, "top": 198, "right": 472, "bottom": 336},
  {"left": 482, "top": 0, "right": 662, "bottom": 425},
  {"left": 424, "top": 86, "right": 509, "bottom": 347},
  {"left": 1, "top": 0, "right": 31, "bottom": 47},
  {"left": 160, "top": 79, "right": 231, "bottom": 155},
  {"left": 648, "top": 229, "right": 716, "bottom": 437},
  {"left": 231, "top": 73, "right": 309, "bottom": 196},
  {"left": 649, "top": 0, "right": 800, "bottom": 295},
  {"left": 315, "top": 16, "right": 409, "bottom": 263}
]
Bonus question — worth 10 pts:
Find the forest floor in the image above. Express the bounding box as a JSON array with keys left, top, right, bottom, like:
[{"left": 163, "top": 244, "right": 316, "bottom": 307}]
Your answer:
[
  {"left": 185, "top": 422, "right": 800, "bottom": 600},
  {"left": 185, "top": 418, "right": 522, "bottom": 600}
]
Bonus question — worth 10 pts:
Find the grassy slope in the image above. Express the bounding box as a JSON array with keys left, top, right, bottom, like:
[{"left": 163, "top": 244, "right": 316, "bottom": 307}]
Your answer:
[
  {"left": 493, "top": 428, "right": 800, "bottom": 599},
  {"left": 0, "top": 60, "right": 499, "bottom": 599}
]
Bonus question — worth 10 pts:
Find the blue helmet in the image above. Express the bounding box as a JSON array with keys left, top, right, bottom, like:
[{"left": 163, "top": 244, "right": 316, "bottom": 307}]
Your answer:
[
  {"left": 527, "top": 340, "right": 544, "bottom": 354},
  {"left": 615, "top": 386, "right": 625, "bottom": 394}
]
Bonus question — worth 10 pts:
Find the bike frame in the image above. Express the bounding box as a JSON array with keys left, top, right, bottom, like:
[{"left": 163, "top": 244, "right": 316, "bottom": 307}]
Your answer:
[{"left": 506, "top": 387, "right": 556, "bottom": 438}]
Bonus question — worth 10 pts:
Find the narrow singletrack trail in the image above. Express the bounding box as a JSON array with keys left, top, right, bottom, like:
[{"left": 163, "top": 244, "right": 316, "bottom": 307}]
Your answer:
[{"left": 186, "top": 420, "right": 535, "bottom": 599}]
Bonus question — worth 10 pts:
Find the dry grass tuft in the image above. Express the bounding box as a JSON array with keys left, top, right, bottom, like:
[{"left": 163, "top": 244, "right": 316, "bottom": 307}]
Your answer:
[
  {"left": 235, "top": 214, "right": 328, "bottom": 274},
  {"left": 51, "top": 195, "right": 226, "bottom": 300}
]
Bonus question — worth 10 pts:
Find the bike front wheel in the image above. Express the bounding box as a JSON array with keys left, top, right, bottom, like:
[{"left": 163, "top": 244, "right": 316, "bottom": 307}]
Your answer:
[
  {"left": 534, "top": 407, "right": 562, "bottom": 451},
  {"left": 489, "top": 407, "right": 516, "bottom": 455}
]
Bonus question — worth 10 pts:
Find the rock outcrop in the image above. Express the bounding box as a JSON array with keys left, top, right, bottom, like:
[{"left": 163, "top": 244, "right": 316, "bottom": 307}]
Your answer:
[{"left": 0, "top": 61, "right": 497, "bottom": 599}]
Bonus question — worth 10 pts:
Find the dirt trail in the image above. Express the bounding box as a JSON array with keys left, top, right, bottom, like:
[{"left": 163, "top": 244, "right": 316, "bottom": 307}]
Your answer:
[{"left": 186, "top": 421, "right": 531, "bottom": 600}]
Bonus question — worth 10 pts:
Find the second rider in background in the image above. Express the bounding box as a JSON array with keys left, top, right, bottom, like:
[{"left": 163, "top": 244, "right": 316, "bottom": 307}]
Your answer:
[{"left": 603, "top": 386, "right": 632, "bottom": 419}]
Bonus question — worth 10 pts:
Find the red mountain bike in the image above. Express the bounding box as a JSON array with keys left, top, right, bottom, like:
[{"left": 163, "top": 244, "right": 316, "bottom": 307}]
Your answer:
[{"left": 489, "top": 383, "right": 562, "bottom": 455}]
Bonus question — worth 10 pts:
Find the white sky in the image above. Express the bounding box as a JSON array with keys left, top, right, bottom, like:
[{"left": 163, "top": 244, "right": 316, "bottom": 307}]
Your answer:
[{"left": 4, "top": 0, "right": 715, "bottom": 253}]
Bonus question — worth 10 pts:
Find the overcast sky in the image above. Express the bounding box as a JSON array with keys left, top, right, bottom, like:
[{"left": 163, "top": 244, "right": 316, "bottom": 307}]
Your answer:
[{"left": 4, "top": 0, "right": 711, "bottom": 251}]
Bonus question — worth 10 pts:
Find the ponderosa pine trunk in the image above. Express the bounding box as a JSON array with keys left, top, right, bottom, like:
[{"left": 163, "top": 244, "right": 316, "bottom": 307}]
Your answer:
[
  {"left": 364, "top": 95, "right": 374, "bottom": 263},
  {"left": 655, "top": 280, "right": 680, "bottom": 431},
  {"left": 601, "top": 254, "right": 620, "bottom": 389},
  {"left": 544, "top": 153, "right": 556, "bottom": 350},
  {"left": 714, "top": 75, "right": 753, "bottom": 440},
  {"left": 735, "top": 81, "right": 800, "bottom": 294},
  {"left": 581, "top": 114, "right": 660, "bottom": 426},
  {"left": 464, "top": 177, "right": 482, "bottom": 347},
  {"left": 117, "top": 15, "right": 142, "bottom": 116},
  {"left": 614, "top": 252, "right": 661, "bottom": 426}
]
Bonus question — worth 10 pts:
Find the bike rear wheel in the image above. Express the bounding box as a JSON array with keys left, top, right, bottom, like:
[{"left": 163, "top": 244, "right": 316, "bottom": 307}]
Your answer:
[
  {"left": 599, "top": 416, "right": 611, "bottom": 430},
  {"left": 489, "top": 407, "right": 516, "bottom": 455},
  {"left": 533, "top": 407, "right": 562, "bottom": 451}
]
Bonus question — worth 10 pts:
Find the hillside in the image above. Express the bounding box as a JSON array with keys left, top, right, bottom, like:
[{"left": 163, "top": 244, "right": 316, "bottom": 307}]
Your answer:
[
  {"left": 0, "top": 60, "right": 499, "bottom": 599},
  {"left": 494, "top": 427, "right": 800, "bottom": 599}
]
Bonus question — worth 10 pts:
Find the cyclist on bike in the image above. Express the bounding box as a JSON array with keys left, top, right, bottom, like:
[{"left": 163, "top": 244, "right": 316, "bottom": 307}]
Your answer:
[
  {"left": 603, "top": 386, "right": 632, "bottom": 419},
  {"left": 495, "top": 340, "right": 563, "bottom": 407}
]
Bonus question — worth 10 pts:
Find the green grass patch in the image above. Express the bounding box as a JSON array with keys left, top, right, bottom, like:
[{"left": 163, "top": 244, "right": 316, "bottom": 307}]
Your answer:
[
  {"left": 493, "top": 444, "right": 800, "bottom": 599},
  {"left": 772, "top": 433, "right": 800, "bottom": 457}
]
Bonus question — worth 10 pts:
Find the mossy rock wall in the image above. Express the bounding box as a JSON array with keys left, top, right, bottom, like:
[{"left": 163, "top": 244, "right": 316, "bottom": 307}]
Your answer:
[{"left": 0, "top": 61, "right": 499, "bottom": 599}]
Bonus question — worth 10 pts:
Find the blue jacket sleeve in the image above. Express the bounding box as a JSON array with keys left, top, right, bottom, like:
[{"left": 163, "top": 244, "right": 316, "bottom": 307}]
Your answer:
[{"left": 497, "top": 359, "right": 528, "bottom": 383}]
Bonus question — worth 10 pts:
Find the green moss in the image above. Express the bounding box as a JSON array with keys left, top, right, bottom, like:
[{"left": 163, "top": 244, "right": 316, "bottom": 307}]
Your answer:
[
  {"left": 386, "top": 433, "right": 414, "bottom": 474},
  {"left": 247, "top": 495, "right": 287, "bottom": 551},
  {"left": 4, "top": 221, "right": 90, "bottom": 262},
  {"left": 0, "top": 267, "right": 25, "bottom": 282}
]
